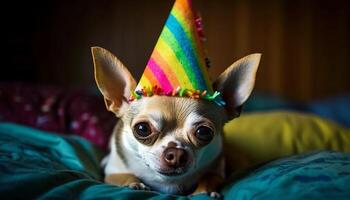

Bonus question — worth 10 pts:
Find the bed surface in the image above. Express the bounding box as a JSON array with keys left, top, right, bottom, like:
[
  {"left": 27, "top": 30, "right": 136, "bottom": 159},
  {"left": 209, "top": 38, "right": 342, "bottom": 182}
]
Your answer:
[{"left": 1, "top": 123, "right": 350, "bottom": 199}]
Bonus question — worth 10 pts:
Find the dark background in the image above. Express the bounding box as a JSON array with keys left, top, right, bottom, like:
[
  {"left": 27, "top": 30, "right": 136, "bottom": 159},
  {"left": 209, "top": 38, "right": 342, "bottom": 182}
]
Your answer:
[{"left": 2, "top": 0, "right": 350, "bottom": 101}]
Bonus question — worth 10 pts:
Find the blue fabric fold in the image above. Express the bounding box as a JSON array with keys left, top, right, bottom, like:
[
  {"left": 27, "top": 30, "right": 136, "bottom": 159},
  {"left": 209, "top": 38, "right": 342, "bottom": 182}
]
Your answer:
[{"left": 1, "top": 122, "right": 350, "bottom": 199}]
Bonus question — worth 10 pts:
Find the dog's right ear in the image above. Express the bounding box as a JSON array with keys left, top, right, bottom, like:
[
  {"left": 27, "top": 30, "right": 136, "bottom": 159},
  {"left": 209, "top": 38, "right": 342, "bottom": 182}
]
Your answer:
[
  {"left": 91, "top": 47, "right": 136, "bottom": 117},
  {"left": 213, "top": 54, "right": 261, "bottom": 120}
]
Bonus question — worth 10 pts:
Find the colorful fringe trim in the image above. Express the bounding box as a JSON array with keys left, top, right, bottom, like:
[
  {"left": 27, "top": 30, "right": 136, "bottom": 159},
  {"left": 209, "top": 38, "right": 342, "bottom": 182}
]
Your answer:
[{"left": 129, "top": 86, "right": 226, "bottom": 106}]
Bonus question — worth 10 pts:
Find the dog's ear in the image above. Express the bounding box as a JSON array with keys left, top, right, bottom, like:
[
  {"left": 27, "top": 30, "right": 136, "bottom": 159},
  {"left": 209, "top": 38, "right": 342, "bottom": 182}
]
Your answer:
[
  {"left": 213, "top": 53, "right": 261, "bottom": 119},
  {"left": 91, "top": 47, "right": 136, "bottom": 117}
]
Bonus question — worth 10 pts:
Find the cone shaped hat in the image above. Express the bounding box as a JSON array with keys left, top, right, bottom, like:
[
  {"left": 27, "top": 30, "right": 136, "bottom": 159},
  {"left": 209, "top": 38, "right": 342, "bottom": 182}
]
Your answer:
[{"left": 131, "top": 0, "right": 224, "bottom": 106}]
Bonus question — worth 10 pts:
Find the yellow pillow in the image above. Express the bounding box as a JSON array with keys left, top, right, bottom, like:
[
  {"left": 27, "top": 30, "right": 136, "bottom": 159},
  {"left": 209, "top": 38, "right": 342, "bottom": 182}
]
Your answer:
[{"left": 223, "top": 111, "right": 350, "bottom": 172}]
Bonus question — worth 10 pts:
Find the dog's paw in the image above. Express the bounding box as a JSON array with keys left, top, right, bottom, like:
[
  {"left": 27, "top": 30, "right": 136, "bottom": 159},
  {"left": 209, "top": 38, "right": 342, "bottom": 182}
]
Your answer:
[
  {"left": 127, "top": 182, "right": 150, "bottom": 191},
  {"left": 208, "top": 191, "right": 221, "bottom": 199},
  {"left": 191, "top": 191, "right": 222, "bottom": 199}
]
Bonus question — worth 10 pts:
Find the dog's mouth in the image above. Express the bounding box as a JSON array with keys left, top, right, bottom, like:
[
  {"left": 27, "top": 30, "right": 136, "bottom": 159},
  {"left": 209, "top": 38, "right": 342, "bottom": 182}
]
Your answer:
[
  {"left": 157, "top": 168, "right": 188, "bottom": 177},
  {"left": 144, "top": 162, "right": 188, "bottom": 177}
]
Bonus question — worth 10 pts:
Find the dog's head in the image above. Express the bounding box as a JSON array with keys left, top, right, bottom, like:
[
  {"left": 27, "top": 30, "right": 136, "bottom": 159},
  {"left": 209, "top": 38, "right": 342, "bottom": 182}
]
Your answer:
[{"left": 91, "top": 47, "right": 260, "bottom": 191}]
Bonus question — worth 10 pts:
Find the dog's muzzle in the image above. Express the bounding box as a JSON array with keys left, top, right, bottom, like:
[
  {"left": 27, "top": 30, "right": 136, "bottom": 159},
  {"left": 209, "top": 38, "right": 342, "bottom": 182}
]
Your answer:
[{"left": 158, "top": 143, "right": 191, "bottom": 176}]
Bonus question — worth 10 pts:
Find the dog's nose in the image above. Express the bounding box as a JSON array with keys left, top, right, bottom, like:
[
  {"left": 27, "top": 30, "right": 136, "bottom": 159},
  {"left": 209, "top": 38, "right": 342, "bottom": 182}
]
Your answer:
[{"left": 162, "top": 147, "right": 187, "bottom": 168}]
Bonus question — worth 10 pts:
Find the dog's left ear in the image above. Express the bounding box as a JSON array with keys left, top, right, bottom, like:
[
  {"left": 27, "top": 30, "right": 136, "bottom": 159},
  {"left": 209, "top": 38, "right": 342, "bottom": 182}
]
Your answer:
[
  {"left": 213, "top": 53, "right": 261, "bottom": 119},
  {"left": 91, "top": 47, "right": 137, "bottom": 117}
]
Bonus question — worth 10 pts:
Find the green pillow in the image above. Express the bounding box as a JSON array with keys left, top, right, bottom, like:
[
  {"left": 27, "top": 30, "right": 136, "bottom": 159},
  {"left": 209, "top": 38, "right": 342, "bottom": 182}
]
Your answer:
[{"left": 223, "top": 111, "right": 350, "bottom": 172}]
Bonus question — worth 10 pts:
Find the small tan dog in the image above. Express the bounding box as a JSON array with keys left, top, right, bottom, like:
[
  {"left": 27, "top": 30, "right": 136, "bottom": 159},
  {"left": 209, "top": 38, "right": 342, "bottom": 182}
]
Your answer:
[{"left": 91, "top": 47, "right": 261, "bottom": 197}]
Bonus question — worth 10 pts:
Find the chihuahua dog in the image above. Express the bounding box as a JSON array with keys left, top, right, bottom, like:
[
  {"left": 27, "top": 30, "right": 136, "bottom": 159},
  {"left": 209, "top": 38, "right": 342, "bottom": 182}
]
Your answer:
[{"left": 91, "top": 47, "right": 261, "bottom": 197}]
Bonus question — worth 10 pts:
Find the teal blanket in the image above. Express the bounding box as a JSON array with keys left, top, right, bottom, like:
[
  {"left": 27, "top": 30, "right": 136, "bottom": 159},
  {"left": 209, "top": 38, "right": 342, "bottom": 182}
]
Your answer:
[{"left": 1, "top": 123, "right": 350, "bottom": 199}]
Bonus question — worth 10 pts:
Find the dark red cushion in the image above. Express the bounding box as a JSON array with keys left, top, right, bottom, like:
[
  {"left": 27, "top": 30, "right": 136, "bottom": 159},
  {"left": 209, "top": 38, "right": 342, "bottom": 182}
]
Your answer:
[{"left": 0, "top": 83, "right": 116, "bottom": 150}]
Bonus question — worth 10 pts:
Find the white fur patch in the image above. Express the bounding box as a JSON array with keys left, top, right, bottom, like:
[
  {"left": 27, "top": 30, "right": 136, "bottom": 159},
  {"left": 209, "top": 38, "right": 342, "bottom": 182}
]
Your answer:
[{"left": 104, "top": 133, "right": 131, "bottom": 174}]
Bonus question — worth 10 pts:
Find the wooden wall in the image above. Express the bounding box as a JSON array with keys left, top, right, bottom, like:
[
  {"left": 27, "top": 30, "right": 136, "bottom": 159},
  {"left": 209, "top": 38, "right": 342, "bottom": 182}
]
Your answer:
[{"left": 2, "top": 0, "right": 350, "bottom": 101}]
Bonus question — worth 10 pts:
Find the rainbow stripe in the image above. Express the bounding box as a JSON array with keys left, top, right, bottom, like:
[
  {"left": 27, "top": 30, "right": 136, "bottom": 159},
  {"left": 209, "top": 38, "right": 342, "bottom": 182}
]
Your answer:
[{"left": 134, "top": 0, "right": 224, "bottom": 106}]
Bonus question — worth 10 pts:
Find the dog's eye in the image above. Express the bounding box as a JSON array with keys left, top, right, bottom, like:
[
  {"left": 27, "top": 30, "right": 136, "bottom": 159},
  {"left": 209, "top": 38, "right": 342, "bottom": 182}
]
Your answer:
[
  {"left": 134, "top": 122, "right": 152, "bottom": 138},
  {"left": 195, "top": 126, "right": 213, "bottom": 142}
]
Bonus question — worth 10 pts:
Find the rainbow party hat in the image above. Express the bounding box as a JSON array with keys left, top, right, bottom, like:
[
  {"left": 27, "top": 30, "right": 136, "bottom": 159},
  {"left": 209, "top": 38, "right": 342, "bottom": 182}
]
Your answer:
[{"left": 130, "top": 0, "right": 225, "bottom": 106}]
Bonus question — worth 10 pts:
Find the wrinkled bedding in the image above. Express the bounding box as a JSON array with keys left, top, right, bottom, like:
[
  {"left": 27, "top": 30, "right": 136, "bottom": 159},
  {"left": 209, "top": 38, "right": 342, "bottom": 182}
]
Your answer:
[
  {"left": 1, "top": 123, "right": 349, "bottom": 199},
  {"left": 224, "top": 151, "right": 350, "bottom": 199}
]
